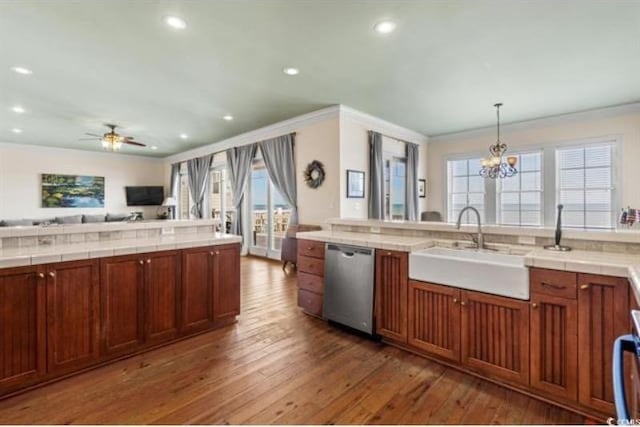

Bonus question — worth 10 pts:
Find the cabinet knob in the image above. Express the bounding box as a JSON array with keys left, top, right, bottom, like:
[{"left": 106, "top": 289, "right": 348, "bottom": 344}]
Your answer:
[
  {"left": 532, "top": 302, "right": 538, "bottom": 309},
  {"left": 386, "top": 252, "right": 392, "bottom": 256},
  {"left": 580, "top": 284, "right": 589, "bottom": 290},
  {"left": 48, "top": 271, "right": 55, "bottom": 278},
  {"left": 139, "top": 260, "right": 144, "bottom": 265},
  {"left": 37, "top": 272, "right": 45, "bottom": 279},
  {"left": 146, "top": 259, "right": 151, "bottom": 264},
  {"left": 460, "top": 301, "right": 467, "bottom": 306},
  {"left": 210, "top": 251, "right": 214, "bottom": 256},
  {"left": 215, "top": 251, "right": 220, "bottom": 255},
  {"left": 453, "top": 298, "right": 459, "bottom": 304}
]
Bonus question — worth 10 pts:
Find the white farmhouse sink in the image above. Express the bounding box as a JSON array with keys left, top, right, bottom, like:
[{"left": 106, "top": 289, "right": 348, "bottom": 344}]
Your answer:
[{"left": 409, "top": 247, "right": 529, "bottom": 300}]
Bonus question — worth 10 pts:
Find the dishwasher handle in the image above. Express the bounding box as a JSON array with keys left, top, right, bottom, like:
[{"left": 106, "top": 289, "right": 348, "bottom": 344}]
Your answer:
[{"left": 327, "top": 244, "right": 373, "bottom": 257}]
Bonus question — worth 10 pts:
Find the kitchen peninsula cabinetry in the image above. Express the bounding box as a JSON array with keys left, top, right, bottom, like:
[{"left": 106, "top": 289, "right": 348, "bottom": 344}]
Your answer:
[
  {"left": 0, "top": 242, "right": 241, "bottom": 398},
  {"left": 375, "top": 250, "right": 408, "bottom": 343},
  {"left": 297, "top": 239, "right": 325, "bottom": 317}
]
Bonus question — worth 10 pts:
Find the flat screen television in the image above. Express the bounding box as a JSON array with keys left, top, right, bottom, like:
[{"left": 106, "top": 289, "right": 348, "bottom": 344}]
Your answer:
[{"left": 125, "top": 186, "right": 164, "bottom": 206}]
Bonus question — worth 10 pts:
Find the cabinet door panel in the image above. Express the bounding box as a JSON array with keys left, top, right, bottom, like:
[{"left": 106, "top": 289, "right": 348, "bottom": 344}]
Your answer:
[
  {"left": 0, "top": 267, "right": 45, "bottom": 391},
  {"left": 578, "top": 274, "right": 629, "bottom": 414},
  {"left": 181, "top": 247, "right": 213, "bottom": 334},
  {"left": 47, "top": 260, "right": 100, "bottom": 373},
  {"left": 375, "top": 250, "right": 408, "bottom": 343},
  {"left": 530, "top": 293, "right": 578, "bottom": 401},
  {"left": 145, "top": 251, "right": 181, "bottom": 345},
  {"left": 101, "top": 256, "right": 145, "bottom": 355},
  {"left": 461, "top": 290, "right": 529, "bottom": 385},
  {"left": 408, "top": 281, "right": 461, "bottom": 362},
  {"left": 213, "top": 244, "right": 240, "bottom": 321}
]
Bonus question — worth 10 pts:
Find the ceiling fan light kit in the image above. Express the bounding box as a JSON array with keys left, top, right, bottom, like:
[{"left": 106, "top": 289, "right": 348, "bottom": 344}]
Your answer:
[{"left": 83, "top": 123, "right": 146, "bottom": 152}]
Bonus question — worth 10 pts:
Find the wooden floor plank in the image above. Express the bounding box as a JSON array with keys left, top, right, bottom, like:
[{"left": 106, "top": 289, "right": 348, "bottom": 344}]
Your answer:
[{"left": 0, "top": 256, "right": 584, "bottom": 425}]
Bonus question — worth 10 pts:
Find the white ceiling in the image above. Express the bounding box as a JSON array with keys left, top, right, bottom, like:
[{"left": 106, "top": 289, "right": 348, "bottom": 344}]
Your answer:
[{"left": 1, "top": 0, "right": 639, "bottom": 157}]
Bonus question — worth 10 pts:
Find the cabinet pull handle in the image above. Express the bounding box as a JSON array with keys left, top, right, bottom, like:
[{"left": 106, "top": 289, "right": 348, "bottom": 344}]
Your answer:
[
  {"left": 580, "top": 284, "right": 589, "bottom": 290},
  {"left": 540, "top": 282, "right": 565, "bottom": 290},
  {"left": 146, "top": 259, "right": 151, "bottom": 264},
  {"left": 37, "top": 272, "right": 45, "bottom": 279},
  {"left": 139, "top": 260, "right": 144, "bottom": 265},
  {"left": 532, "top": 302, "right": 538, "bottom": 309},
  {"left": 48, "top": 271, "right": 55, "bottom": 278}
]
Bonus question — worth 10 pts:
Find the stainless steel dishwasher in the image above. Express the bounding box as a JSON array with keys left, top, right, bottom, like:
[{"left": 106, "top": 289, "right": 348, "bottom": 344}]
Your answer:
[{"left": 323, "top": 243, "right": 375, "bottom": 334}]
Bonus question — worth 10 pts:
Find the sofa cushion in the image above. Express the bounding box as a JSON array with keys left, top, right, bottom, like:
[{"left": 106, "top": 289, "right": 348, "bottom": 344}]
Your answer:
[
  {"left": 0, "top": 219, "right": 34, "bottom": 227},
  {"left": 55, "top": 215, "right": 83, "bottom": 224},
  {"left": 106, "top": 213, "right": 129, "bottom": 222},
  {"left": 83, "top": 214, "right": 106, "bottom": 223}
]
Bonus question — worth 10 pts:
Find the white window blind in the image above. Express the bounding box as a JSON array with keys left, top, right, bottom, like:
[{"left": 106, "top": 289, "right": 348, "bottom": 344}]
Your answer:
[
  {"left": 556, "top": 143, "right": 615, "bottom": 229},
  {"left": 447, "top": 158, "right": 485, "bottom": 223},
  {"left": 497, "top": 151, "right": 543, "bottom": 226}
]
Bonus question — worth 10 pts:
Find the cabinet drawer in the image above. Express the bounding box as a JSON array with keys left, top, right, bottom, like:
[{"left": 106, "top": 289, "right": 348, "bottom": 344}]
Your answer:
[
  {"left": 298, "top": 240, "right": 325, "bottom": 259},
  {"left": 298, "top": 256, "right": 325, "bottom": 276},
  {"left": 298, "top": 289, "right": 323, "bottom": 317},
  {"left": 298, "top": 271, "right": 324, "bottom": 294},
  {"left": 530, "top": 268, "right": 577, "bottom": 299}
]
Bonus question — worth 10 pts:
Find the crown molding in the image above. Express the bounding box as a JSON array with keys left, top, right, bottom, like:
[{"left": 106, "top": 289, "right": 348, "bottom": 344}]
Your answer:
[
  {"left": 165, "top": 105, "right": 340, "bottom": 163},
  {"left": 339, "top": 105, "right": 429, "bottom": 144},
  {"left": 428, "top": 102, "right": 640, "bottom": 144},
  {"left": 0, "top": 141, "right": 164, "bottom": 162}
]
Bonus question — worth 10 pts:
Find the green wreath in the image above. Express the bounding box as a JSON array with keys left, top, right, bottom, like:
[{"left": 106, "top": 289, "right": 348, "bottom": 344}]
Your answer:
[{"left": 303, "top": 160, "right": 325, "bottom": 189}]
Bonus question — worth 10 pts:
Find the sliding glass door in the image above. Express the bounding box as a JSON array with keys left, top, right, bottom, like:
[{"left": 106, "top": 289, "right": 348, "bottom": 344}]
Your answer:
[
  {"left": 249, "top": 160, "right": 291, "bottom": 259},
  {"left": 384, "top": 157, "right": 407, "bottom": 220}
]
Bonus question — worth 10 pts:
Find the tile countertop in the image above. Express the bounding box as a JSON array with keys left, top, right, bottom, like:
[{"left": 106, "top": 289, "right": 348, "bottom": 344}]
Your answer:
[
  {"left": 0, "top": 233, "right": 242, "bottom": 268},
  {"left": 297, "top": 230, "right": 640, "bottom": 302}
]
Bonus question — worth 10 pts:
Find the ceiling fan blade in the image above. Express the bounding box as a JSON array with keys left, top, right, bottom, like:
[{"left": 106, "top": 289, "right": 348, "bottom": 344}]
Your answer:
[
  {"left": 84, "top": 132, "right": 102, "bottom": 137},
  {"left": 124, "top": 140, "right": 146, "bottom": 147},
  {"left": 78, "top": 137, "right": 100, "bottom": 141}
]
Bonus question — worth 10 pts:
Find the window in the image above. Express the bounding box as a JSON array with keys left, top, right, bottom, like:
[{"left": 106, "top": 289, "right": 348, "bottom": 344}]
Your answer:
[
  {"left": 209, "top": 168, "right": 234, "bottom": 232},
  {"left": 557, "top": 143, "right": 615, "bottom": 229},
  {"left": 447, "top": 158, "right": 485, "bottom": 223},
  {"left": 178, "top": 162, "right": 191, "bottom": 219},
  {"left": 385, "top": 158, "right": 407, "bottom": 220},
  {"left": 497, "top": 151, "right": 543, "bottom": 226}
]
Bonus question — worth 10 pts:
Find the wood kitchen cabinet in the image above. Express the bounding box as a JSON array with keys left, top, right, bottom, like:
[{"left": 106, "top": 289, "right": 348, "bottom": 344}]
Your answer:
[
  {"left": 297, "top": 239, "right": 325, "bottom": 317},
  {"left": 46, "top": 259, "right": 100, "bottom": 374},
  {"left": 528, "top": 268, "right": 579, "bottom": 401},
  {"left": 408, "top": 280, "right": 461, "bottom": 362},
  {"left": 212, "top": 244, "right": 241, "bottom": 321},
  {"left": 577, "top": 273, "right": 630, "bottom": 414},
  {"left": 375, "top": 249, "right": 408, "bottom": 343},
  {"left": 144, "top": 251, "right": 181, "bottom": 345},
  {"left": 0, "top": 266, "right": 46, "bottom": 393},
  {"left": 100, "top": 255, "right": 146, "bottom": 356},
  {"left": 460, "top": 290, "right": 530, "bottom": 385}
]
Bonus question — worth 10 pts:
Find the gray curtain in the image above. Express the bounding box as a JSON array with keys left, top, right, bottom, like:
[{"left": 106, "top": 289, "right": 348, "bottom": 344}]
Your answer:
[
  {"left": 169, "top": 162, "right": 181, "bottom": 219},
  {"left": 259, "top": 134, "right": 298, "bottom": 225},
  {"left": 227, "top": 144, "right": 258, "bottom": 238},
  {"left": 187, "top": 155, "right": 213, "bottom": 218},
  {"left": 368, "top": 131, "right": 384, "bottom": 219},
  {"left": 405, "top": 142, "right": 420, "bottom": 221}
]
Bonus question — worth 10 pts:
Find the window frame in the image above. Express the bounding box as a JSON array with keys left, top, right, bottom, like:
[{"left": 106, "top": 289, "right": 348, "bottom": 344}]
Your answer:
[{"left": 442, "top": 136, "right": 622, "bottom": 229}]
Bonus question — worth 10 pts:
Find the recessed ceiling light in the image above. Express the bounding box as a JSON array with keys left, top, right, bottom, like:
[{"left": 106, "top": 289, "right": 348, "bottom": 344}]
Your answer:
[
  {"left": 11, "top": 66, "right": 33, "bottom": 75},
  {"left": 179, "top": 133, "right": 188, "bottom": 139},
  {"left": 374, "top": 20, "right": 396, "bottom": 34},
  {"left": 11, "top": 128, "right": 22, "bottom": 134},
  {"left": 223, "top": 115, "right": 234, "bottom": 121},
  {"left": 151, "top": 146, "right": 158, "bottom": 150},
  {"left": 12, "top": 106, "right": 25, "bottom": 114},
  {"left": 283, "top": 67, "right": 299, "bottom": 76},
  {"left": 164, "top": 16, "right": 187, "bottom": 30}
]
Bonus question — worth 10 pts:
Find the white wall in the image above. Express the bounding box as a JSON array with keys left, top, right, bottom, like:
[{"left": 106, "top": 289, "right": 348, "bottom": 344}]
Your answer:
[
  {"left": 0, "top": 143, "right": 166, "bottom": 220},
  {"left": 339, "top": 112, "right": 429, "bottom": 219},
  {"left": 427, "top": 105, "right": 640, "bottom": 218}
]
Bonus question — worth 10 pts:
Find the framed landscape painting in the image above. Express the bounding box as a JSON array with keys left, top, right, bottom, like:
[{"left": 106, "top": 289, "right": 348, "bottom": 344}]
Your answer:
[{"left": 42, "top": 174, "right": 105, "bottom": 208}]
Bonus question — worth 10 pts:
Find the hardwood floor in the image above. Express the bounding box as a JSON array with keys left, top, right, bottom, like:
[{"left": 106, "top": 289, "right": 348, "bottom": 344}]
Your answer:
[{"left": 0, "top": 256, "right": 585, "bottom": 425}]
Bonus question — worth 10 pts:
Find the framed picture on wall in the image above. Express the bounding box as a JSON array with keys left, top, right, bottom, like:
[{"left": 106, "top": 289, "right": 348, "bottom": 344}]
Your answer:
[
  {"left": 346, "top": 169, "right": 365, "bottom": 198},
  {"left": 418, "top": 179, "right": 426, "bottom": 198}
]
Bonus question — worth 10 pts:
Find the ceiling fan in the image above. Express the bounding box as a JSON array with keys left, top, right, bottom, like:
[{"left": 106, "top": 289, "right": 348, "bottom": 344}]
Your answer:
[{"left": 80, "top": 124, "right": 146, "bottom": 151}]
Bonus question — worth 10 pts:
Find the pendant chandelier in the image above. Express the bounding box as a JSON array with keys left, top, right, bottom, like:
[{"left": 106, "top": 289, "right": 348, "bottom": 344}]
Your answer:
[{"left": 479, "top": 103, "right": 517, "bottom": 179}]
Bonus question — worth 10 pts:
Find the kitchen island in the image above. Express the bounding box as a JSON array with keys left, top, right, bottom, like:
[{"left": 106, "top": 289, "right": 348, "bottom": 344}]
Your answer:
[
  {"left": 0, "top": 220, "right": 242, "bottom": 398},
  {"left": 297, "top": 219, "right": 640, "bottom": 420}
]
